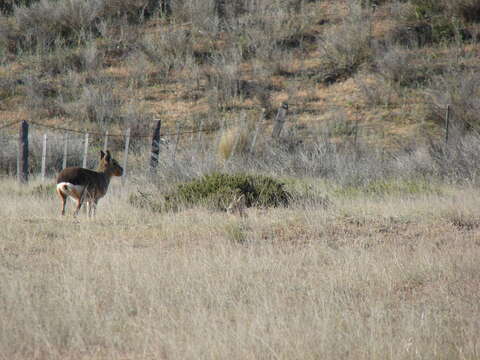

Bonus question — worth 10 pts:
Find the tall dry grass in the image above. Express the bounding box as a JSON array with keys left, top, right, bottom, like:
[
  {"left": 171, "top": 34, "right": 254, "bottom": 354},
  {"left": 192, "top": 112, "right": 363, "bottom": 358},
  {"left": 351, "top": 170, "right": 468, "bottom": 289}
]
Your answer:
[{"left": 0, "top": 176, "right": 479, "bottom": 359}]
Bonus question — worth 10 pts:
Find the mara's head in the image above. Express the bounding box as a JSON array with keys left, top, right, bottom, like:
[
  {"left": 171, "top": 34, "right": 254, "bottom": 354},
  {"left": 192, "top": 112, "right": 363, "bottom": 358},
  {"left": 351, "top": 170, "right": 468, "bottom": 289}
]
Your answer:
[{"left": 98, "top": 150, "right": 123, "bottom": 176}]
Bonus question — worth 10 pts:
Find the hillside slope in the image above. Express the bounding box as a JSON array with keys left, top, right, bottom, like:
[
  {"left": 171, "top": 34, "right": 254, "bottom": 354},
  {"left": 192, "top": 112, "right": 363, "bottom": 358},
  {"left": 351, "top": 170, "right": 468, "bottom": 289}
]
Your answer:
[{"left": 0, "top": 0, "right": 479, "bottom": 149}]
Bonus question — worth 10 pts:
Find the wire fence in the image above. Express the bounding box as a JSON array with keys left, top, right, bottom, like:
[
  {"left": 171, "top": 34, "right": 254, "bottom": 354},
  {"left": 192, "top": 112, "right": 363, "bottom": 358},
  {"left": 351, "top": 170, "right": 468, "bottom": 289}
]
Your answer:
[
  {"left": 0, "top": 103, "right": 456, "bottom": 183},
  {"left": 0, "top": 119, "right": 218, "bottom": 138},
  {"left": 0, "top": 118, "right": 222, "bottom": 183}
]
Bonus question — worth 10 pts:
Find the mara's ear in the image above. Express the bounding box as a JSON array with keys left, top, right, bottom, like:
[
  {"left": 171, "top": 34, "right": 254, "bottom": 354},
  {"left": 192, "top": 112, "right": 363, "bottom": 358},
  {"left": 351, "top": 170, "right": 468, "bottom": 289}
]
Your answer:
[
  {"left": 100, "top": 150, "right": 105, "bottom": 159},
  {"left": 105, "top": 150, "right": 111, "bottom": 161}
]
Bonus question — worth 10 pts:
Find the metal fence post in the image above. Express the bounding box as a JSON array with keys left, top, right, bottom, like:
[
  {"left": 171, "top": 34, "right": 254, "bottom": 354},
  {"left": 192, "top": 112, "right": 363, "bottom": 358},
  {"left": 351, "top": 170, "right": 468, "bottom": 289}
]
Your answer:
[
  {"left": 41, "top": 133, "right": 47, "bottom": 182},
  {"left": 82, "top": 133, "right": 89, "bottom": 168},
  {"left": 62, "top": 133, "right": 68, "bottom": 169},
  {"left": 103, "top": 131, "right": 109, "bottom": 152},
  {"left": 122, "top": 128, "right": 130, "bottom": 185},
  {"left": 445, "top": 104, "right": 450, "bottom": 146}
]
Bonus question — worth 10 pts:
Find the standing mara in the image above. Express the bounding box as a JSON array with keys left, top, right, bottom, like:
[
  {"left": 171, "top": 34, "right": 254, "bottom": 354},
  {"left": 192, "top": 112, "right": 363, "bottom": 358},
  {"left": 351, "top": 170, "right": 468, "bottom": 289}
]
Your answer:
[{"left": 56, "top": 150, "right": 123, "bottom": 216}]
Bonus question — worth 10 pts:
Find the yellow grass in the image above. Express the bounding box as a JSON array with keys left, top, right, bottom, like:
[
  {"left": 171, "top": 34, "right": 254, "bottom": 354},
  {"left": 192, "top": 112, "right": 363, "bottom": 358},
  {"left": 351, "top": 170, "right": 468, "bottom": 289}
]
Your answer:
[
  {"left": 217, "top": 126, "right": 251, "bottom": 161},
  {"left": 0, "top": 176, "right": 479, "bottom": 359}
]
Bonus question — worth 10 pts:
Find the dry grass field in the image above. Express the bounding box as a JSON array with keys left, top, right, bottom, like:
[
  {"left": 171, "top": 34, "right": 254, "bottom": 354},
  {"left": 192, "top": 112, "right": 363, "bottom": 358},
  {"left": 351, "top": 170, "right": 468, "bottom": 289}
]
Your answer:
[{"left": 1, "top": 176, "right": 479, "bottom": 359}]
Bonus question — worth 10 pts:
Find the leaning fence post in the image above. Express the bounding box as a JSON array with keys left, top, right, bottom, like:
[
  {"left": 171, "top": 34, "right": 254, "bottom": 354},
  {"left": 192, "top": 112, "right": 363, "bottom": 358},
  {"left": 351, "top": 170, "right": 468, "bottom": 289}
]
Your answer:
[
  {"left": 17, "top": 120, "right": 29, "bottom": 183},
  {"left": 445, "top": 104, "right": 450, "bottom": 146},
  {"left": 272, "top": 102, "right": 288, "bottom": 139},
  {"left": 41, "top": 133, "right": 47, "bottom": 182},
  {"left": 353, "top": 119, "right": 360, "bottom": 149},
  {"left": 150, "top": 120, "right": 161, "bottom": 174},
  {"left": 122, "top": 128, "right": 130, "bottom": 185},
  {"left": 103, "top": 131, "right": 109, "bottom": 152},
  {"left": 82, "top": 132, "right": 89, "bottom": 168},
  {"left": 62, "top": 133, "right": 68, "bottom": 169}
]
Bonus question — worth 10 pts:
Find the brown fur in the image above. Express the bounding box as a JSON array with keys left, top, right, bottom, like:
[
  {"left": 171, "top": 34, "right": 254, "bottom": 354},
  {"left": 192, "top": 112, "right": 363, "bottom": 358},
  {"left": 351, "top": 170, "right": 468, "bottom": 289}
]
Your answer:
[
  {"left": 56, "top": 150, "right": 123, "bottom": 216},
  {"left": 227, "top": 194, "right": 247, "bottom": 218}
]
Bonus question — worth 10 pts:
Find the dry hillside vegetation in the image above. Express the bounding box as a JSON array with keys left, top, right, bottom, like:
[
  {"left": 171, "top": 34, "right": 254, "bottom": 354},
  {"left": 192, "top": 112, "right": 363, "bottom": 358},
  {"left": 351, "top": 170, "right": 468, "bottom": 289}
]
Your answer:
[
  {"left": 0, "top": 178, "right": 480, "bottom": 359},
  {"left": 0, "top": 0, "right": 480, "bottom": 148}
]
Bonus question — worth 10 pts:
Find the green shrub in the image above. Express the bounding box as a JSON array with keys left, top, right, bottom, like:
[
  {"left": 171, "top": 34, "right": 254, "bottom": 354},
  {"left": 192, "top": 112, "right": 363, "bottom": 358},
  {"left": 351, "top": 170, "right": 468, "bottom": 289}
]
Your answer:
[
  {"left": 130, "top": 173, "right": 291, "bottom": 212},
  {"left": 166, "top": 173, "right": 291, "bottom": 211}
]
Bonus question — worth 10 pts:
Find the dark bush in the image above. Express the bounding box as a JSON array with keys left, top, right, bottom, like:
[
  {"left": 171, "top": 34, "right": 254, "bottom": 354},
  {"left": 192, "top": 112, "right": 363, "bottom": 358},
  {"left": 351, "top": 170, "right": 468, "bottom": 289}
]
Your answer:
[
  {"left": 130, "top": 173, "right": 291, "bottom": 212},
  {"left": 0, "top": 0, "right": 39, "bottom": 15},
  {"left": 166, "top": 172, "right": 291, "bottom": 210},
  {"left": 454, "top": 1, "right": 480, "bottom": 23}
]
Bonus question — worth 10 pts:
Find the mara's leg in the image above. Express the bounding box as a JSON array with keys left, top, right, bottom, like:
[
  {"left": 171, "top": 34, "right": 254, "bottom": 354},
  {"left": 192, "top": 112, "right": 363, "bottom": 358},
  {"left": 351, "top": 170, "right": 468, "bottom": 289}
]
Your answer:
[
  {"left": 80, "top": 189, "right": 91, "bottom": 217},
  {"left": 91, "top": 199, "right": 98, "bottom": 217},
  {"left": 74, "top": 198, "right": 83, "bottom": 217},
  {"left": 57, "top": 188, "right": 67, "bottom": 216},
  {"left": 87, "top": 199, "right": 97, "bottom": 217}
]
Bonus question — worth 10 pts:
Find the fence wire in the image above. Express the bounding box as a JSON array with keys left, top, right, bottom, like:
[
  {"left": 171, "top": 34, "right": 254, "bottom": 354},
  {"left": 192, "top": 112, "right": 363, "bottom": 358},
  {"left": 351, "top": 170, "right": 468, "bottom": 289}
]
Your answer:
[
  {"left": 0, "top": 119, "right": 22, "bottom": 131},
  {"left": 0, "top": 119, "right": 218, "bottom": 139},
  {"left": 29, "top": 120, "right": 218, "bottom": 138}
]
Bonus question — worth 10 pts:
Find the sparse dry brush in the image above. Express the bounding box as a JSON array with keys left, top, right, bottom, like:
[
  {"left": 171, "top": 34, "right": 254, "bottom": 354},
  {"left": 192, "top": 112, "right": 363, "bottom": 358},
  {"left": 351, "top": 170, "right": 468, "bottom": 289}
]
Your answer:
[{"left": 1, "top": 0, "right": 480, "bottom": 146}]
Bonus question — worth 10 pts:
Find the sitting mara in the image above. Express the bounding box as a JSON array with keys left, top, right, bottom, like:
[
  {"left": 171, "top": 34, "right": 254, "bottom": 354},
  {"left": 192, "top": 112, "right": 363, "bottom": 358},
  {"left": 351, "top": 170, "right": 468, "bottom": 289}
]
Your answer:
[
  {"left": 56, "top": 150, "right": 123, "bottom": 216},
  {"left": 226, "top": 193, "right": 247, "bottom": 218}
]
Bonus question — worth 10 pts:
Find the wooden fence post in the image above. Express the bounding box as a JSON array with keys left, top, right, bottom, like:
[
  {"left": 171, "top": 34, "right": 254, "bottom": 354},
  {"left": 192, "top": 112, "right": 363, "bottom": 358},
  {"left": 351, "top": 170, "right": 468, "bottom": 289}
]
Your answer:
[
  {"left": 62, "top": 134, "right": 68, "bottom": 169},
  {"left": 353, "top": 119, "right": 360, "bottom": 149},
  {"left": 83, "top": 132, "right": 89, "bottom": 168},
  {"left": 103, "top": 131, "right": 109, "bottom": 152},
  {"left": 214, "top": 0, "right": 226, "bottom": 27},
  {"left": 150, "top": 120, "right": 161, "bottom": 174},
  {"left": 17, "top": 120, "right": 28, "bottom": 183},
  {"left": 445, "top": 104, "right": 450, "bottom": 146},
  {"left": 122, "top": 128, "right": 130, "bottom": 185},
  {"left": 272, "top": 102, "right": 288, "bottom": 139},
  {"left": 41, "top": 133, "right": 47, "bottom": 182}
]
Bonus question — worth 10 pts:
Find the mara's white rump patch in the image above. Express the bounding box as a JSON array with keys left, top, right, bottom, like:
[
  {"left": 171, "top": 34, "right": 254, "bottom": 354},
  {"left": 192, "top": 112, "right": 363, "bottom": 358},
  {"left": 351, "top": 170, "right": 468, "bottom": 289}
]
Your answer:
[{"left": 56, "top": 182, "right": 85, "bottom": 200}]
